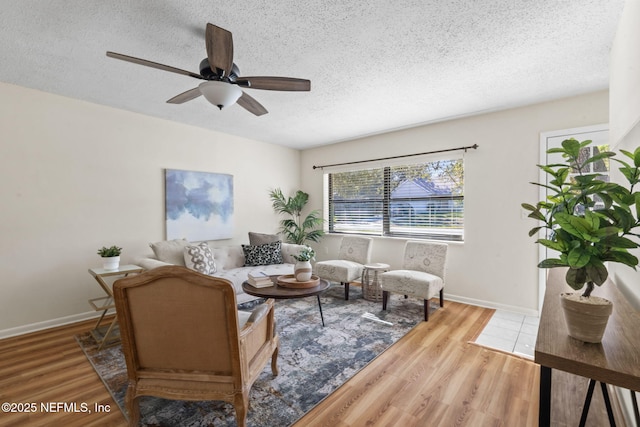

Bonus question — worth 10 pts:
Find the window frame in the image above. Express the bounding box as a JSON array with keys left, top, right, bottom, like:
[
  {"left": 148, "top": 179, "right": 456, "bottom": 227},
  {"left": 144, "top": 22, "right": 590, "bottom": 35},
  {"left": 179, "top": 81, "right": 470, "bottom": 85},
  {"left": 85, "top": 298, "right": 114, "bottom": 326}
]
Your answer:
[{"left": 325, "top": 158, "right": 464, "bottom": 242}]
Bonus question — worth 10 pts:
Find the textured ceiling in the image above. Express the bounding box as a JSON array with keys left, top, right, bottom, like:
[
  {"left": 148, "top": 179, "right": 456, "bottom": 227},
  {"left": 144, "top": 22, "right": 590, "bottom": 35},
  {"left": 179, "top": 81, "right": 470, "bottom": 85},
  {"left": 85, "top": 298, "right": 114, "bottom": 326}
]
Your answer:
[{"left": 0, "top": 1, "right": 625, "bottom": 149}]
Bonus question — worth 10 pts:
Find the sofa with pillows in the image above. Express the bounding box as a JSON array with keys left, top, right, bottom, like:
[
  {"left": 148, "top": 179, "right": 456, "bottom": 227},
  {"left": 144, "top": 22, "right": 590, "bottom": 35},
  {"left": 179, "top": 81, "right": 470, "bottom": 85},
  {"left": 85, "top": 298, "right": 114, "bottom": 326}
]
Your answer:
[{"left": 135, "top": 232, "right": 308, "bottom": 305}]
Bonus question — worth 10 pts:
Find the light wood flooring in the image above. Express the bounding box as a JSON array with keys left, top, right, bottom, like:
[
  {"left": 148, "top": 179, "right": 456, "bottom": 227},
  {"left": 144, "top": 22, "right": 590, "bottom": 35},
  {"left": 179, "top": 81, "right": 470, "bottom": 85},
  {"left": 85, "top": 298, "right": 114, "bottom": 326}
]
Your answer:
[{"left": 0, "top": 300, "right": 614, "bottom": 426}]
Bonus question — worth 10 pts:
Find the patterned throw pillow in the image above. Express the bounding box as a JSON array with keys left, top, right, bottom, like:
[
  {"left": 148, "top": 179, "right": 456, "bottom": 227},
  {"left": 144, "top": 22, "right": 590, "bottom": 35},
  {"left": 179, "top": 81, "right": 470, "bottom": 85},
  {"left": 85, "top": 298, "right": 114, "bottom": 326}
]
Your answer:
[
  {"left": 242, "top": 241, "right": 283, "bottom": 266},
  {"left": 183, "top": 242, "right": 217, "bottom": 274}
]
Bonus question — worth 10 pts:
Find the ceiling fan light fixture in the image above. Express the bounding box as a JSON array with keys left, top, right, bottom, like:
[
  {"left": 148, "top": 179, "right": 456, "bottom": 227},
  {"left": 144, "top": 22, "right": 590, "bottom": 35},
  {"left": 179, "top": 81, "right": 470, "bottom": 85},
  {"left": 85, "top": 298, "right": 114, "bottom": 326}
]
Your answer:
[{"left": 199, "top": 81, "right": 242, "bottom": 110}]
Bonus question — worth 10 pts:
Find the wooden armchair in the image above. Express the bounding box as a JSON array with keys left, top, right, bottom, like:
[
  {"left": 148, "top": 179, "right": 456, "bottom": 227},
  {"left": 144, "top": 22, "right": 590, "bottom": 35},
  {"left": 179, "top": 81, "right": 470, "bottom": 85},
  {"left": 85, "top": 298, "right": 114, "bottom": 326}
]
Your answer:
[{"left": 113, "top": 266, "right": 279, "bottom": 427}]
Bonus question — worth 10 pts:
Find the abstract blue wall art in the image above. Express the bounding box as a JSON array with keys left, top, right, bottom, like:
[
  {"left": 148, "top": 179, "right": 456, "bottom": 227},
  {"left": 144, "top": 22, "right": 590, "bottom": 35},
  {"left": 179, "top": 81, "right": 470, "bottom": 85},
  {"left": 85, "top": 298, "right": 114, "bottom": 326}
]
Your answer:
[{"left": 165, "top": 169, "right": 234, "bottom": 241}]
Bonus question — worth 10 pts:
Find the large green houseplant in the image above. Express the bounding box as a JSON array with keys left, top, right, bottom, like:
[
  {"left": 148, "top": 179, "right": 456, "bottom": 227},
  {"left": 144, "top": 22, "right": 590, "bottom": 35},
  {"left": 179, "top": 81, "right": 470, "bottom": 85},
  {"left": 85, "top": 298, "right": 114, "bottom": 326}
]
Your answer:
[
  {"left": 522, "top": 138, "right": 640, "bottom": 342},
  {"left": 269, "top": 188, "right": 325, "bottom": 245}
]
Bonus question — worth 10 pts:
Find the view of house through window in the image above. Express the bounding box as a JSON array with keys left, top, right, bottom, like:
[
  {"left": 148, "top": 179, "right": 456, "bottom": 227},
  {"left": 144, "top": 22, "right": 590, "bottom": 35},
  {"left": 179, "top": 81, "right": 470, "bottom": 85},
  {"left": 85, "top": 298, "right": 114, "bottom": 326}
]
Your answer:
[
  {"left": 326, "top": 158, "right": 464, "bottom": 241},
  {"left": 569, "top": 144, "right": 610, "bottom": 212}
]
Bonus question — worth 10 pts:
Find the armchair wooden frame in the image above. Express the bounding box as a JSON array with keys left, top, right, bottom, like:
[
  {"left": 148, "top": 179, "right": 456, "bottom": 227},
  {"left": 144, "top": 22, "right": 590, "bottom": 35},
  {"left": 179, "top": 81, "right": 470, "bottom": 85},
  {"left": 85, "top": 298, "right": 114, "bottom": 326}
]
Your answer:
[{"left": 113, "top": 266, "right": 279, "bottom": 427}]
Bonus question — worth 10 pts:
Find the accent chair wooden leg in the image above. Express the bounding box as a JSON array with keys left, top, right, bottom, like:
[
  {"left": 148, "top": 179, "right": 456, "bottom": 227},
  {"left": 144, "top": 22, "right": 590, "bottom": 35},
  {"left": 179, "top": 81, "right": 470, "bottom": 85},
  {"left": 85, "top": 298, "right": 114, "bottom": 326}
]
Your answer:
[
  {"left": 440, "top": 288, "right": 444, "bottom": 307},
  {"left": 126, "top": 390, "right": 140, "bottom": 427},
  {"left": 382, "top": 291, "right": 389, "bottom": 310},
  {"left": 234, "top": 395, "right": 249, "bottom": 427},
  {"left": 343, "top": 282, "right": 350, "bottom": 300},
  {"left": 271, "top": 345, "right": 279, "bottom": 376},
  {"left": 424, "top": 299, "right": 429, "bottom": 322}
]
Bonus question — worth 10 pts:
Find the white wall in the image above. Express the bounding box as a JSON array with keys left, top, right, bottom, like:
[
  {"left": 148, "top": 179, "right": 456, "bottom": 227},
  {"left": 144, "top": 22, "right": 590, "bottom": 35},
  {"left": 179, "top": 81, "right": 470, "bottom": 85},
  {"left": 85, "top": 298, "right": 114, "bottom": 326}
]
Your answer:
[
  {"left": 608, "top": 1, "right": 640, "bottom": 422},
  {"left": 0, "top": 81, "right": 611, "bottom": 334},
  {"left": 0, "top": 82, "right": 300, "bottom": 335},
  {"left": 610, "top": 0, "right": 640, "bottom": 147},
  {"left": 610, "top": 0, "right": 640, "bottom": 309},
  {"left": 301, "top": 91, "right": 609, "bottom": 314}
]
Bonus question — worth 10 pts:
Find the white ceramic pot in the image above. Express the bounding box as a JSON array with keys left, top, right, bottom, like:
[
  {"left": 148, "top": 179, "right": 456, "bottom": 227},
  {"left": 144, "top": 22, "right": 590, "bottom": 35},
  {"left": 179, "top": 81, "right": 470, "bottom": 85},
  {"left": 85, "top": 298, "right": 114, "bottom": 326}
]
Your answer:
[
  {"left": 294, "top": 260, "right": 312, "bottom": 282},
  {"left": 102, "top": 256, "right": 120, "bottom": 271},
  {"left": 560, "top": 292, "right": 613, "bottom": 343}
]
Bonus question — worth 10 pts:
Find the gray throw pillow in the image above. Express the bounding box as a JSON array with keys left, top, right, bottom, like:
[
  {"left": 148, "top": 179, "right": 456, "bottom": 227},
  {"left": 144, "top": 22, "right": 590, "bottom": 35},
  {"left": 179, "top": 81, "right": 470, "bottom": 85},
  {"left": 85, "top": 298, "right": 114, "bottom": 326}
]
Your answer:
[
  {"left": 242, "top": 241, "right": 283, "bottom": 266},
  {"left": 248, "top": 232, "right": 280, "bottom": 245}
]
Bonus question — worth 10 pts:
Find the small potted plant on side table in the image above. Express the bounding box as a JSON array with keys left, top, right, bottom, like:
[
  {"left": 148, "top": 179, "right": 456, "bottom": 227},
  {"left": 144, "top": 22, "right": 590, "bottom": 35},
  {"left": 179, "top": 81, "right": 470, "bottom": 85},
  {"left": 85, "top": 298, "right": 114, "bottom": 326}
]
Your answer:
[
  {"left": 293, "top": 247, "right": 315, "bottom": 282},
  {"left": 522, "top": 138, "right": 640, "bottom": 343},
  {"left": 97, "top": 245, "right": 123, "bottom": 271}
]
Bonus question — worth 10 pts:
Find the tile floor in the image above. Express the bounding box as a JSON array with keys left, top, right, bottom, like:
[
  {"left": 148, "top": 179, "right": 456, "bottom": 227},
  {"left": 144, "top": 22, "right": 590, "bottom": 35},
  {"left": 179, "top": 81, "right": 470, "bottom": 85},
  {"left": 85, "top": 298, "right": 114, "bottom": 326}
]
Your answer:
[{"left": 474, "top": 310, "right": 540, "bottom": 359}]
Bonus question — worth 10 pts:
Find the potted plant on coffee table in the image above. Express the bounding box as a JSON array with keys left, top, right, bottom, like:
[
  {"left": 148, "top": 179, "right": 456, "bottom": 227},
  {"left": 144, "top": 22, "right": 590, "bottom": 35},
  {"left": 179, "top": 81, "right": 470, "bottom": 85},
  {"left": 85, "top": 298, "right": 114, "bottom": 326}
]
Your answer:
[
  {"left": 97, "top": 245, "right": 123, "bottom": 271},
  {"left": 293, "top": 246, "right": 315, "bottom": 282},
  {"left": 522, "top": 138, "right": 640, "bottom": 343}
]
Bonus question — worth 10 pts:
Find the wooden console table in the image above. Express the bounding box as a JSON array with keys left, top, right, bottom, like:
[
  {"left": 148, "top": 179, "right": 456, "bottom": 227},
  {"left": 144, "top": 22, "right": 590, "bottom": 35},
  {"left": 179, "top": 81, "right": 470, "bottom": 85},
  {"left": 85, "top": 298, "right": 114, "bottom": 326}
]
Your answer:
[{"left": 535, "top": 268, "right": 640, "bottom": 426}]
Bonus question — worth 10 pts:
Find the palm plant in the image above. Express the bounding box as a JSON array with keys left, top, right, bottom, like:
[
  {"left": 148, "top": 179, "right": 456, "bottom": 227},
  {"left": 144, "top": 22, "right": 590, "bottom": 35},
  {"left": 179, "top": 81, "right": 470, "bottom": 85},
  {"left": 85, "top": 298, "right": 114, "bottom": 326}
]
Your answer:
[{"left": 269, "top": 188, "right": 324, "bottom": 245}]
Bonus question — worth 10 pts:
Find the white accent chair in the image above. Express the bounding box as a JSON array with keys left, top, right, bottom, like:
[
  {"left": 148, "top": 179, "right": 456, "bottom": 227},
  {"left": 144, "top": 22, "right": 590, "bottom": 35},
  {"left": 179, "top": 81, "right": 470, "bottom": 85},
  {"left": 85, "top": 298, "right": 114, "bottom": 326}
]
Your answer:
[
  {"left": 380, "top": 241, "right": 448, "bottom": 321},
  {"left": 314, "top": 236, "right": 373, "bottom": 300}
]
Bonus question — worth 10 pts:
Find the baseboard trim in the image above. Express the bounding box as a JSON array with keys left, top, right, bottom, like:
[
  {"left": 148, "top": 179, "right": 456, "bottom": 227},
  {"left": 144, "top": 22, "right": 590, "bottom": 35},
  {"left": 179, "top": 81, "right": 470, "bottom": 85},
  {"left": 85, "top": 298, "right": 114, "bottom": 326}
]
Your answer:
[
  {"left": 445, "top": 293, "right": 539, "bottom": 317},
  {"left": 1, "top": 294, "right": 537, "bottom": 339},
  {"left": 0, "top": 311, "right": 101, "bottom": 340}
]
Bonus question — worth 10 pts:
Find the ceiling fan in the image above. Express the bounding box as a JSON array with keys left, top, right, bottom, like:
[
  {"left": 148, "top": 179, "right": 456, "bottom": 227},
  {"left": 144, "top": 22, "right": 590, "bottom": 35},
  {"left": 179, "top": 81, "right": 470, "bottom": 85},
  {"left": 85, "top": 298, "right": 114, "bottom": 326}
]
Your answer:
[{"left": 106, "top": 23, "right": 310, "bottom": 116}]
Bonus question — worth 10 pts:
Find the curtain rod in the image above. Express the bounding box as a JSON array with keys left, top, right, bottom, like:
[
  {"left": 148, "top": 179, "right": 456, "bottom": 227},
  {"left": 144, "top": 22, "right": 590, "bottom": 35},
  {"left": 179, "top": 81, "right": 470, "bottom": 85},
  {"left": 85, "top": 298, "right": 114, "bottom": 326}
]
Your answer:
[{"left": 312, "top": 144, "right": 479, "bottom": 170}]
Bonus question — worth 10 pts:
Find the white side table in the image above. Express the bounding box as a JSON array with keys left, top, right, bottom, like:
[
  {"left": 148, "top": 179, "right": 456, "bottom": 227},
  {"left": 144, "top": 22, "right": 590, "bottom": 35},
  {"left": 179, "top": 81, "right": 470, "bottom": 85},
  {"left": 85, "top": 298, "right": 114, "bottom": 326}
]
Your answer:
[
  {"left": 88, "top": 264, "right": 144, "bottom": 349},
  {"left": 362, "top": 263, "right": 390, "bottom": 302}
]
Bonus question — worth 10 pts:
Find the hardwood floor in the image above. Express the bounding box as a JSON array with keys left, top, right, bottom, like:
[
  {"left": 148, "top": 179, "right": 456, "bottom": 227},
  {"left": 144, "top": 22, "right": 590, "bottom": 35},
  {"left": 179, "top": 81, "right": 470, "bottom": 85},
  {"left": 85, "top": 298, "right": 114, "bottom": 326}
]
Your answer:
[
  {"left": 0, "top": 300, "right": 614, "bottom": 426},
  {"left": 0, "top": 318, "right": 124, "bottom": 426},
  {"left": 294, "top": 302, "right": 539, "bottom": 427}
]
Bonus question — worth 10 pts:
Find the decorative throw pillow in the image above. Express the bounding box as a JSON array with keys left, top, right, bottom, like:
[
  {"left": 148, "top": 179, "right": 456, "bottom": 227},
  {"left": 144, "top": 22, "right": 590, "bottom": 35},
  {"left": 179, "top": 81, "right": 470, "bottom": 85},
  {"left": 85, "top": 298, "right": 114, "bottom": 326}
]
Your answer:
[
  {"left": 242, "top": 241, "right": 283, "bottom": 266},
  {"left": 149, "top": 238, "right": 190, "bottom": 265},
  {"left": 248, "top": 232, "right": 280, "bottom": 246},
  {"left": 183, "top": 242, "right": 217, "bottom": 275}
]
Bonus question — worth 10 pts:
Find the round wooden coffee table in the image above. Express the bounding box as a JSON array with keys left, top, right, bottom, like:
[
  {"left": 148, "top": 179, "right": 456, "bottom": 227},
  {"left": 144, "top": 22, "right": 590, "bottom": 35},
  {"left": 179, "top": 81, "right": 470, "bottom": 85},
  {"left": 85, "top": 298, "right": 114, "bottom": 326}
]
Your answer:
[{"left": 242, "top": 276, "right": 330, "bottom": 326}]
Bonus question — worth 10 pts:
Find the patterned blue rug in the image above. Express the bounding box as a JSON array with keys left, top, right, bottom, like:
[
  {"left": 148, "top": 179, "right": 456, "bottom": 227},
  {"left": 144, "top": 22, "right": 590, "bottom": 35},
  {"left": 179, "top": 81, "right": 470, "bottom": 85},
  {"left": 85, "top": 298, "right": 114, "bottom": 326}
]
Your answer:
[{"left": 77, "top": 285, "right": 425, "bottom": 426}]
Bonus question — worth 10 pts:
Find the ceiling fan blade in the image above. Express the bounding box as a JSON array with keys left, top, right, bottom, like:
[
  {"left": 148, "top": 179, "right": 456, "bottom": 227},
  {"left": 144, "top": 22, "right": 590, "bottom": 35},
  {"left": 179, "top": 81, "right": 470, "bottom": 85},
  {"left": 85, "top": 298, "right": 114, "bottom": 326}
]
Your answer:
[
  {"left": 205, "top": 23, "right": 234, "bottom": 77},
  {"left": 166, "top": 87, "right": 202, "bottom": 104},
  {"left": 236, "top": 76, "right": 310, "bottom": 91},
  {"left": 236, "top": 91, "right": 268, "bottom": 116},
  {"left": 106, "top": 51, "right": 204, "bottom": 80}
]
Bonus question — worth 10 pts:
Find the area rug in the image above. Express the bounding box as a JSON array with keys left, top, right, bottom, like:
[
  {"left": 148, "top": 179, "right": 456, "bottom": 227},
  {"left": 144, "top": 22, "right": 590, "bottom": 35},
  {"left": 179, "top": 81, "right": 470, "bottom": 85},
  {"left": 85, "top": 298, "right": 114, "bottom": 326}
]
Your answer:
[{"left": 76, "top": 285, "right": 427, "bottom": 426}]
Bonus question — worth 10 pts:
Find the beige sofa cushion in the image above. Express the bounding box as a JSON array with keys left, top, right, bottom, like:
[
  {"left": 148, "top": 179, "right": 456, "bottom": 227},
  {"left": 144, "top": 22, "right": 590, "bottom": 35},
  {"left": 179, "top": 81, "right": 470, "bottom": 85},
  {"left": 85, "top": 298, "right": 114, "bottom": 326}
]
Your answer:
[{"left": 150, "top": 238, "right": 190, "bottom": 266}]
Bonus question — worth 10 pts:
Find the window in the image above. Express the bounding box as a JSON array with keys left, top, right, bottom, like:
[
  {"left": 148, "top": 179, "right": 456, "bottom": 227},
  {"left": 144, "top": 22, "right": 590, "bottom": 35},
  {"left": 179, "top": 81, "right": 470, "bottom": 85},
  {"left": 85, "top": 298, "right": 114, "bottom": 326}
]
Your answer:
[
  {"left": 326, "top": 158, "right": 464, "bottom": 241},
  {"left": 569, "top": 143, "right": 610, "bottom": 213}
]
